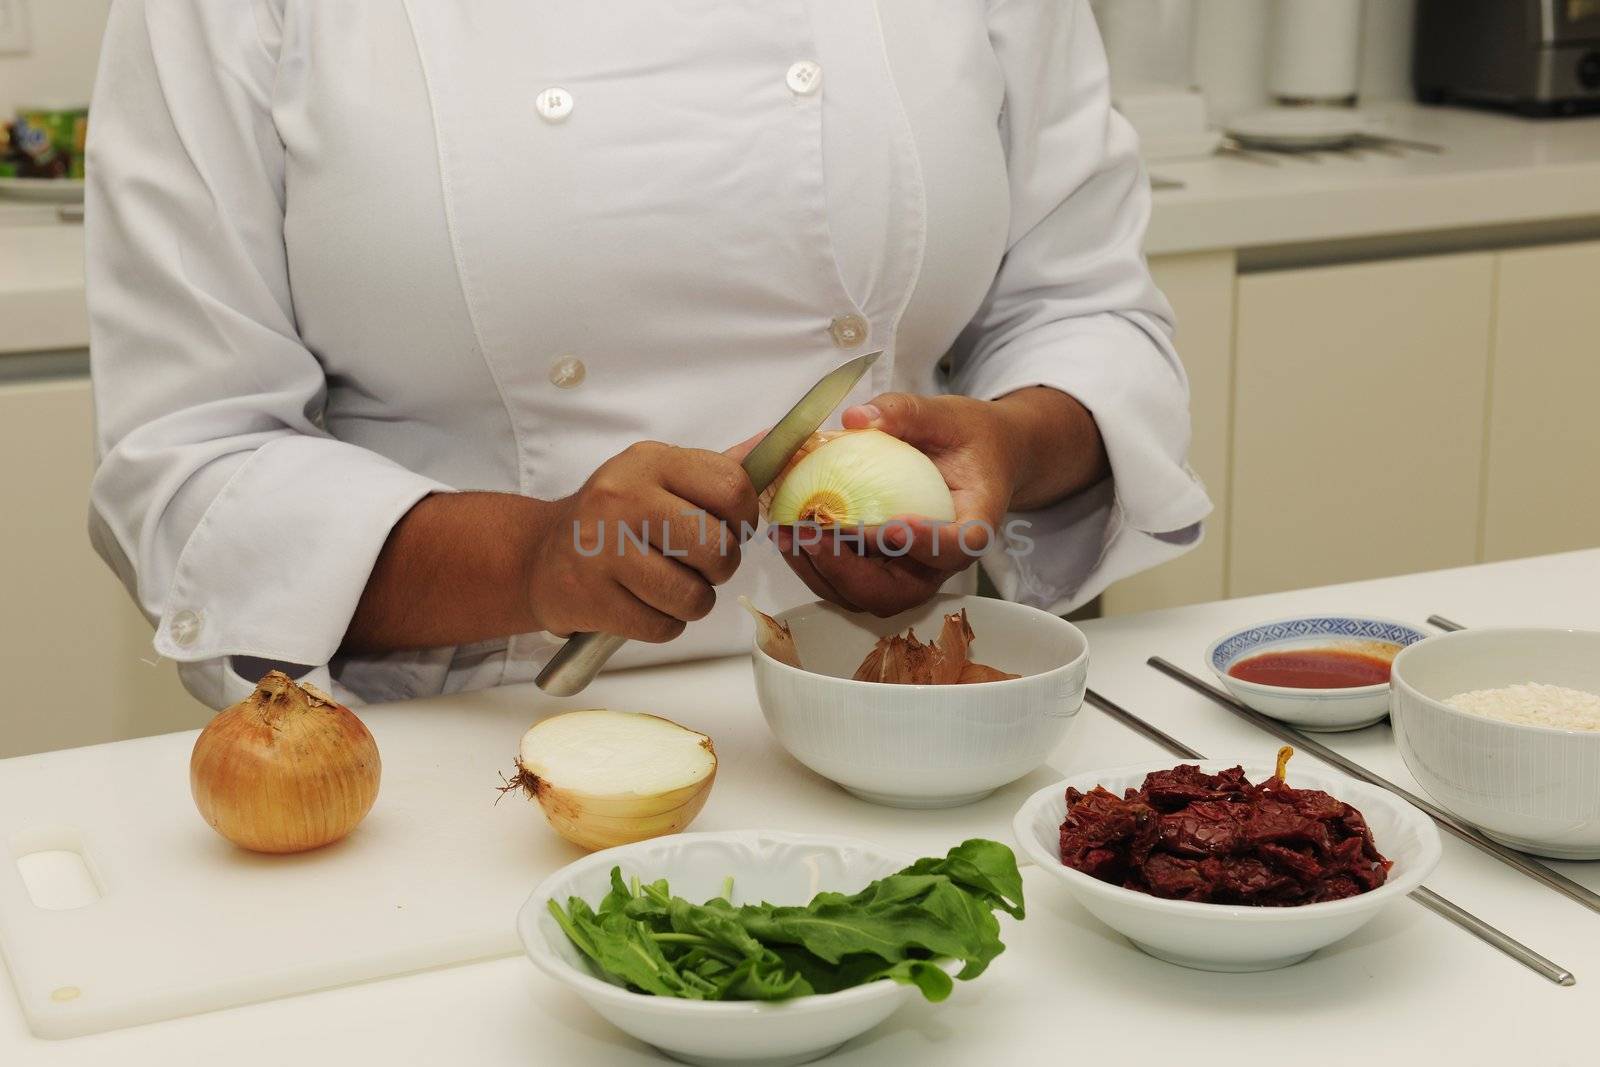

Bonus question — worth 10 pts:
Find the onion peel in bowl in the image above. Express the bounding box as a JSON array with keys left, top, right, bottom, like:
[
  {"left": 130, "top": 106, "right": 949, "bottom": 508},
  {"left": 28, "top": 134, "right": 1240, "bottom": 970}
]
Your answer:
[
  {"left": 745, "top": 600, "right": 1019, "bottom": 685},
  {"left": 502, "top": 709, "right": 717, "bottom": 852}
]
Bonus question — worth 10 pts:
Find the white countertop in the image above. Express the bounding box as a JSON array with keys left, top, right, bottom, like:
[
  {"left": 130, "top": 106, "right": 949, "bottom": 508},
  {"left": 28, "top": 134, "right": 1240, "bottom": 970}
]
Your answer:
[
  {"left": 7, "top": 103, "right": 1600, "bottom": 356},
  {"left": 0, "top": 202, "right": 86, "bottom": 355},
  {"left": 3, "top": 549, "right": 1597, "bottom": 1066},
  {"left": 1146, "top": 102, "right": 1600, "bottom": 256}
]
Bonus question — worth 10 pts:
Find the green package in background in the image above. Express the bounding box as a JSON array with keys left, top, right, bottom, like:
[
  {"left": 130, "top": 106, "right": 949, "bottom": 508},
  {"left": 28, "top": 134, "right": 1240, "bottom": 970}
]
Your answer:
[{"left": 16, "top": 107, "right": 89, "bottom": 179}]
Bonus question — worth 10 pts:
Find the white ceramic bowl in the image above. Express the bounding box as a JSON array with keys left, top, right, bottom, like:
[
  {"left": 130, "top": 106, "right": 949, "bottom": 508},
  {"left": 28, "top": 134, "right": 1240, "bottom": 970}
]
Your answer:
[
  {"left": 1391, "top": 628, "right": 1600, "bottom": 860},
  {"left": 519, "top": 830, "right": 955, "bottom": 1067},
  {"left": 751, "top": 594, "right": 1088, "bottom": 808},
  {"left": 1206, "top": 616, "right": 1430, "bottom": 732},
  {"left": 1013, "top": 760, "right": 1440, "bottom": 972}
]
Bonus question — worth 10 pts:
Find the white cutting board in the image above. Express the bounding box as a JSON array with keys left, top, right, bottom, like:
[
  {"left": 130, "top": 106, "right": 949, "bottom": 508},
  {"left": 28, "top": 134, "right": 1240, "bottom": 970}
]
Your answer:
[{"left": 0, "top": 656, "right": 1066, "bottom": 1039}]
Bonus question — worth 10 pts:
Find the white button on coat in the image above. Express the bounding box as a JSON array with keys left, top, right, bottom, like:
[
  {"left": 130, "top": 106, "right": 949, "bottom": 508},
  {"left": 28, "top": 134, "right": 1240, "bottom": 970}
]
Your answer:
[
  {"left": 169, "top": 610, "right": 202, "bottom": 648},
  {"left": 535, "top": 86, "right": 573, "bottom": 123},
  {"left": 829, "top": 313, "right": 868, "bottom": 348},
  {"left": 549, "top": 356, "right": 586, "bottom": 388},
  {"left": 86, "top": 1, "right": 1211, "bottom": 710},
  {"left": 786, "top": 60, "right": 822, "bottom": 95}
]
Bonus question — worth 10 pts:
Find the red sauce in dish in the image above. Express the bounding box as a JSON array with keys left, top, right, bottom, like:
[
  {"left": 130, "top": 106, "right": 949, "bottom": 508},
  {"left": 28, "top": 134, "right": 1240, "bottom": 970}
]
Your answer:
[{"left": 1228, "top": 648, "right": 1394, "bottom": 689}]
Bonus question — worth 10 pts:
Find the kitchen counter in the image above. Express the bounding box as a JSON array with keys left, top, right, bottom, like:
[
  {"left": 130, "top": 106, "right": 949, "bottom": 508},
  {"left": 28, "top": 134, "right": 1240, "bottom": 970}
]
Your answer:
[
  {"left": 1147, "top": 102, "right": 1600, "bottom": 256},
  {"left": 8, "top": 103, "right": 1600, "bottom": 355},
  {"left": 2, "top": 549, "right": 1597, "bottom": 1065},
  {"left": 0, "top": 203, "right": 85, "bottom": 355}
]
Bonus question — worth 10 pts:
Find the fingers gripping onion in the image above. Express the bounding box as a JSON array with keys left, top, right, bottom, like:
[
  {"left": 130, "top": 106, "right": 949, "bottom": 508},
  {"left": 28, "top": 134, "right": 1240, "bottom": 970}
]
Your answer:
[
  {"left": 190, "top": 671, "right": 381, "bottom": 854},
  {"left": 760, "top": 429, "right": 956, "bottom": 527},
  {"left": 505, "top": 710, "right": 717, "bottom": 852}
]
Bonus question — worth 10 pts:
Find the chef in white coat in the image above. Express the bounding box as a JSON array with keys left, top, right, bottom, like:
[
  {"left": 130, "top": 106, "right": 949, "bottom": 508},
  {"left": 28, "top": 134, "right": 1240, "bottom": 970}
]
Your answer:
[{"left": 86, "top": 0, "right": 1212, "bottom": 710}]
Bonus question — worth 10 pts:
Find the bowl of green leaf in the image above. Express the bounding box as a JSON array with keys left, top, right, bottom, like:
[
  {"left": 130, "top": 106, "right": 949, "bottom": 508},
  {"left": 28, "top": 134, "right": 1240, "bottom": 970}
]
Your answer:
[{"left": 518, "top": 831, "right": 1024, "bottom": 1067}]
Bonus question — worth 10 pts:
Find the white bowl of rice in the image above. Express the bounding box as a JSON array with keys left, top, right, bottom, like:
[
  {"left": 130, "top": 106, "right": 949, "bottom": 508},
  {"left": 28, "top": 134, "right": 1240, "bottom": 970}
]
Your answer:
[{"left": 1390, "top": 628, "right": 1600, "bottom": 860}]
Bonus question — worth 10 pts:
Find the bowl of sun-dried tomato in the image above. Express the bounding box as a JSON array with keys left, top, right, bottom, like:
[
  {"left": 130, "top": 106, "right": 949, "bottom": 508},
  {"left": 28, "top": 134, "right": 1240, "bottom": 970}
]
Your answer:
[{"left": 1012, "top": 753, "right": 1439, "bottom": 972}]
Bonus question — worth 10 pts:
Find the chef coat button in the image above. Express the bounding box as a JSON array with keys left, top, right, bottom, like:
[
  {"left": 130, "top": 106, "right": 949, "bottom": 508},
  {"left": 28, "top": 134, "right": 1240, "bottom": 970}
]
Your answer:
[
  {"left": 170, "top": 610, "right": 202, "bottom": 648},
  {"left": 535, "top": 87, "right": 574, "bottom": 123},
  {"left": 549, "top": 356, "right": 586, "bottom": 388},
  {"left": 829, "top": 314, "right": 869, "bottom": 349},
  {"left": 786, "top": 61, "right": 822, "bottom": 96}
]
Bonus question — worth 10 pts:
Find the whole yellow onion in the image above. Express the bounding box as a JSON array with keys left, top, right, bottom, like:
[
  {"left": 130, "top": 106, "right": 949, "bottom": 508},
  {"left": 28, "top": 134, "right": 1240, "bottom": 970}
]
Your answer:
[
  {"left": 760, "top": 429, "right": 955, "bottom": 527},
  {"left": 190, "top": 671, "right": 381, "bottom": 853}
]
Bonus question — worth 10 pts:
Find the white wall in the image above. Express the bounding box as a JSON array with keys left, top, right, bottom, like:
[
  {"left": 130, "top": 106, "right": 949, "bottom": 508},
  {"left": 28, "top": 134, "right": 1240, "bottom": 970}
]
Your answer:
[{"left": 0, "top": 0, "right": 111, "bottom": 116}]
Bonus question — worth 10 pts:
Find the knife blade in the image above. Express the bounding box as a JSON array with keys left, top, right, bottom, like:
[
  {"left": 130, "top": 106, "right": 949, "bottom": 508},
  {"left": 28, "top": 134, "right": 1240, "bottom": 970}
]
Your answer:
[{"left": 535, "top": 350, "right": 881, "bottom": 696}]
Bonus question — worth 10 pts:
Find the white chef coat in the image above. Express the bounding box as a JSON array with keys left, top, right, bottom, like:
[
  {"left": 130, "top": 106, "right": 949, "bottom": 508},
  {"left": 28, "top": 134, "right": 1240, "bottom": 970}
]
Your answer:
[{"left": 86, "top": 0, "right": 1212, "bottom": 710}]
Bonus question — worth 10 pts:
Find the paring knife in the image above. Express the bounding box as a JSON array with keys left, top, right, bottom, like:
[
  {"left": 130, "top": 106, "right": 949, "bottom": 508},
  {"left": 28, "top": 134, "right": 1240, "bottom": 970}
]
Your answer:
[{"left": 535, "top": 350, "right": 882, "bottom": 696}]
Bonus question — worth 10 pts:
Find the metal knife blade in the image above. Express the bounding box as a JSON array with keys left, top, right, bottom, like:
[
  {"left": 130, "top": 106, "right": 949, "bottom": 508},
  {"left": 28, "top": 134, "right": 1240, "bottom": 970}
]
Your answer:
[
  {"left": 737, "top": 350, "right": 880, "bottom": 490},
  {"left": 536, "top": 351, "right": 881, "bottom": 696}
]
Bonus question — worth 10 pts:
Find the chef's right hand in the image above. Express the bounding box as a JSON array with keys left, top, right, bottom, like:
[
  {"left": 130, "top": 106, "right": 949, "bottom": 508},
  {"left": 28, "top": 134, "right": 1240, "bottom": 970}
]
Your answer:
[{"left": 525, "top": 441, "right": 759, "bottom": 642}]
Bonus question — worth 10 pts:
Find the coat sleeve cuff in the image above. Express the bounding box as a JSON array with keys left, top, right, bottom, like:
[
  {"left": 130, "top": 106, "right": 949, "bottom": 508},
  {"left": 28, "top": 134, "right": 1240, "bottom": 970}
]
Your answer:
[
  {"left": 152, "top": 435, "right": 450, "bottom": 666},
  {"left": 958, "top": 312, "right": 1213, "bottom": 613}
]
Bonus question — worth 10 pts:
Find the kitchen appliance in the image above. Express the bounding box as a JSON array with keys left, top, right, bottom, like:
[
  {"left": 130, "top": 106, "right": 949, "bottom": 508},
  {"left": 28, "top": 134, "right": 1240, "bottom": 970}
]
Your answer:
[
  {"left": 1092, "top": 0, "right": 1197, "bottom": 93},
  {"left": 1415, "top": 0, "right": 1600, "bottom": 115},
  {"left": 1269, "top": 0, "right": 1365, "bottom": 106},
  {"left": 536, "top": 350, "right": 879, "bottom": 696},
  {"left": 1192, "top": 0, "right": 1271, "bottom": 122}
]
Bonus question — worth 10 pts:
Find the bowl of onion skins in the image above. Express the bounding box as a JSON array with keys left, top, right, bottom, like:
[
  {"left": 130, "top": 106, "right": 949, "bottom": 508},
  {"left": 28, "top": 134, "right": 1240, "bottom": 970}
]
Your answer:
[{"left": 751, "top": 594, "right": 1088, "bottom": 808}]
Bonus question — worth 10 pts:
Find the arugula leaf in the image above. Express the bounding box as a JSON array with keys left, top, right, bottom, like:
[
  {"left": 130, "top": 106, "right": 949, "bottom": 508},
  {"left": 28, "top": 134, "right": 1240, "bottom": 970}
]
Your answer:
[
  {"left": 589, "top": 911, "right": 700, "bottom": 999},
  {"left": 545, "top": 839, "right": 1024, "bottom": 1003},
  {"left": 901, "top": 838, "right": 1026, "bottom": 919},
  {"left": 735, "top": 897, "right": 973, "bottom": 966}
]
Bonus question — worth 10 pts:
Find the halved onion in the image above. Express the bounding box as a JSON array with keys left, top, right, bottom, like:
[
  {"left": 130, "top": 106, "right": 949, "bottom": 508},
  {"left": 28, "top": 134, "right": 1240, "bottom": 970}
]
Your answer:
[
  {"left": 761, "top": 429, "right": 955, "bottom": 527},
  {"left": 505, "top": 710, "right": 716, "bottom": 852}
]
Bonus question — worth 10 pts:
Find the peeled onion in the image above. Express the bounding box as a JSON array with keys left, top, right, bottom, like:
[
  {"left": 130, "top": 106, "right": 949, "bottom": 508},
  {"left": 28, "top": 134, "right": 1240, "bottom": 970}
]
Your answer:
[
  {"left": 190, "top": 671, "right": 381, "bottom": 854},
  {"left": 761, "top": 429, "right": 956, "bottom": 527},
  {"left": 505, "top": 710, "right": 717, "bottom": 852}
]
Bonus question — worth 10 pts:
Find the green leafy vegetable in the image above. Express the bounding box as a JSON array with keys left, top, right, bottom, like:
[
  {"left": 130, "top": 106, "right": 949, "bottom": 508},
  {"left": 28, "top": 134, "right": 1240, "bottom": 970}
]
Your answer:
[{"left": 546, "top": 838, "right": 1023, "bottom": 1002}]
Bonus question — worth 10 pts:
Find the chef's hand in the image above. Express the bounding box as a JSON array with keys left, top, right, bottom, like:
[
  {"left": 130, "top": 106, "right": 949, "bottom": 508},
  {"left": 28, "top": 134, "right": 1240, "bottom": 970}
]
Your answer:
[
  {"left": 526, "top": 441, "right": 759, "bottom": 642},
  {"left": 773, "top": 387, "right": 1108, "bottom": 617}
]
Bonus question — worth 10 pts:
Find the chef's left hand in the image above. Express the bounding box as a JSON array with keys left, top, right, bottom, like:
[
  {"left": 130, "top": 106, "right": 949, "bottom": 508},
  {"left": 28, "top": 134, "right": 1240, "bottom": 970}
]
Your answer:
[{"left": 772, "top": 387, "right": 1108, "bottom": 617}]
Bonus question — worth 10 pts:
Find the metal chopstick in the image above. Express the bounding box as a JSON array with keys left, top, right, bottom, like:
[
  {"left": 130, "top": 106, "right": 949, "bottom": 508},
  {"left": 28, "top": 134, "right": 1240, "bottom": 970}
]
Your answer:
[
  {"left": 1084, "top": 688, "right": 1577, "bottom": 986},
  {"left": 1427, "top": 615, "right": 1466, "bottom": 632},
  {"left": 1408, "top": 889, "right": 1573, "bottom": 986},
  {"left": 1146, "top": 657, "right": 1600, "bottom": 916}
]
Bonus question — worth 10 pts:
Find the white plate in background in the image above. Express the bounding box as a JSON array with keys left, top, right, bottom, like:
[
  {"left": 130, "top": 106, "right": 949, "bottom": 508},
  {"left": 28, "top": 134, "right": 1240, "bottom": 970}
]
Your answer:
[{"left": 1225, "top": 108, "right": 1381, "bottom": 150}]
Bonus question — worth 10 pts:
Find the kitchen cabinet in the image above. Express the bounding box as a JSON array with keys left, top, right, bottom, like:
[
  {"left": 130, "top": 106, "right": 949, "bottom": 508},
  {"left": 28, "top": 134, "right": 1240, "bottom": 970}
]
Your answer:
[
  {"left": 0, "top": 373, "right": 201, "bottom": 758},
  {"left": 1481, "top": 240, "right": 1600, "bottom": 562},
  {"left": 1102, "top": 250, "right": 1235, "bottom": 615},
  {"left": 1228, "top": 253, "right": 1494, "bottom": 597}
]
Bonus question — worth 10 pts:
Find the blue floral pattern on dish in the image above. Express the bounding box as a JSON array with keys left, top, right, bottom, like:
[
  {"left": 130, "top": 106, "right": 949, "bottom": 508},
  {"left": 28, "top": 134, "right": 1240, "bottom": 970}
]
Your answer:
[{"left": 1210, "top": 617, "right": 1430, "bottom": 671}]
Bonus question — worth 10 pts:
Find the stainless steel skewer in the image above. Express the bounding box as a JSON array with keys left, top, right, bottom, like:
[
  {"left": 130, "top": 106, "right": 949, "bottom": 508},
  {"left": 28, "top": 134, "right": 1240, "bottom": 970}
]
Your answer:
[
  {"left": 1146, "top": 656, "right": 1600, "bottom": 916},
  {"left": 1083, "top": 688, "right": 1577, "bottom": 986}
]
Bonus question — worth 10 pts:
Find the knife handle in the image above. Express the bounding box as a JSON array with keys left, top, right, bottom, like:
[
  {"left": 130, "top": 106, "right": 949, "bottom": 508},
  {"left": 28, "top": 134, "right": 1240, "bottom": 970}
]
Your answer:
[{"left": 535, "top": 631, "right": 630, "bottom": 696}]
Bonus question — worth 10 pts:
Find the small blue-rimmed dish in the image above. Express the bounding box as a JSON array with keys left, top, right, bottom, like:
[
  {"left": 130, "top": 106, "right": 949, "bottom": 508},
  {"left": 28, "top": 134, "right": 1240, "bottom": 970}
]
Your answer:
[{"left": 1205, "top": 616, "right": 1430, "bottom": 732}]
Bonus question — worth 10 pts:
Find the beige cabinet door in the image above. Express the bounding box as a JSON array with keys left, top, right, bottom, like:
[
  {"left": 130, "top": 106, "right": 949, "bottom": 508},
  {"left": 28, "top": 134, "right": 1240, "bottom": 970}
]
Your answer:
[
  {"left": 1229, "top": 253, "right": 1494, "bottom": 597},
  {"left": 0, "top": 375, "right": 203, "bottom": 757},
  {"left": 1102, "top": 250, "right": 1236, "bottom": 615},
  {"left": 1482, "top": 240, "right": 1600, "bottom": 561}
]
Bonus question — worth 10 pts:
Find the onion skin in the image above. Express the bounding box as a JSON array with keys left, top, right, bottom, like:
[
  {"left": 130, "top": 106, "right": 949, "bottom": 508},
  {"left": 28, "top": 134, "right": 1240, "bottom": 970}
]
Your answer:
[{"left": 190, "top": 671, "right": 381, "bottom": 854}]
